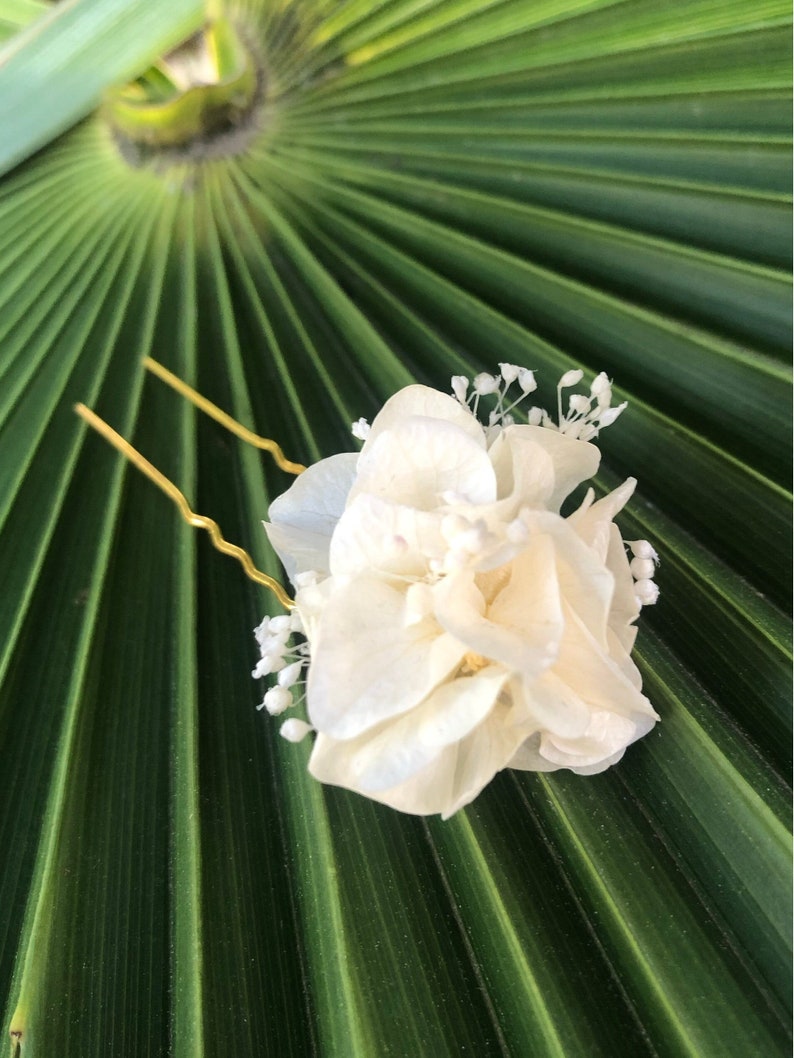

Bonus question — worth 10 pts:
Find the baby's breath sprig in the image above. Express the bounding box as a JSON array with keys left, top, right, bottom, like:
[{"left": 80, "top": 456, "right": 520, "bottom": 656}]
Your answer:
[
  {"left": 450, "top": 363, "right": 627, "bottom": 441},
  {"left": 253, "top": 611, "right": 314, "bottom": 741}
]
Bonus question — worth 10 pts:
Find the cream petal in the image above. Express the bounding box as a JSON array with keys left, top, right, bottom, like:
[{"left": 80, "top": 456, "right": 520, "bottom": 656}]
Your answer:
[
  {"left": 506, "top": 734, "right": 564, "bottom": 774},
  {"left": 350, "top": 417, "right": 496, "bottom": 510},
  {"left": 310, "top": 701, "right": 528, "bottom": 819},
  {"left": 517, "top": 670, "right": 592, "bottom": 738},
  {"left": 539, "top": 710, "right": 638, "bottom": 767},
  {"left": 265, "top": 452, "right": 359, "bottom": 576},
  {"left": 553, "top": 601, "right": 658, "bottom": 722},
  {"left": 354, "top": 747, "right": 460, "bottom": 817},
  {"left": 309, "top": 730, "right": 458, "bottom": 816},
  {"left": 540, "top": 516, "right": 615, "bottom": 649},
  {"left": 511, "top": 510, "right": 614, "bottom": 647},
  {"left": 361, "top": 385, "right": 484, "bottom": 452},
  {"left": 417, "top": 667, "right": 508, "bottom": 748},
  {"left": 568, "top": 477, "right": 636, "bottom": 563},
  {"left": 503, "top": 425, "right": 601, "bottom": 511},
  {"left": 486, "top": 428, "right": 515, "bottom": 496},
  {"left": 564, "top": 751, "right": 626, "bottom": 776},
  {"left": 307, "top": 576, "right": 465, "bottom": 739},
  {"left": 440, "top": 706, "right": 533, "bottom": 818},
  {"left": 310, "top": 715, "right": 441, "bottom": 794},
  {"left": 312, "top": 666, "right": 505, "bottom": 795},
  {"left": 329, "top": 494, "right": 445, "bottom": 579},
  {"left": 606, "top": 625, "right": 641, "bottom": 689},
  {"left": 264, "top": 523, "right": 333, "bottom": 581},
  {"left": 500, "top": 430, "right": 556, "bottom": 508},
  {"left": 433, "top": 568, "right": 537, "bottom": 673},
  {"left": 604, "top": 523, "right": 642, "bottom": 647},
  {"left": 472, "top": 535, "right": 565, "bottom": 677}
]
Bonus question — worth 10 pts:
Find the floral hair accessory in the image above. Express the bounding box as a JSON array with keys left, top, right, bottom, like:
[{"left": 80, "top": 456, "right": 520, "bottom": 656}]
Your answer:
[{"left": 256, "top": 365, "right": 659, "bottom": 819}]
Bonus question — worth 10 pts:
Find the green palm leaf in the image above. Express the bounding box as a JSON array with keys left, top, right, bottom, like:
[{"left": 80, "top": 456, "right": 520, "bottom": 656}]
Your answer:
[{"left": 0, "top": 0, "right": 790, "bottom": 1054}]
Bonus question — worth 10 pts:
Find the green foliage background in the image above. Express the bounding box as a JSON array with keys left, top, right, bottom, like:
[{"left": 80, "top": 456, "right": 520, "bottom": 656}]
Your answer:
[{"left": 0, "top": 0, "right": 790, "bottom": 1054}]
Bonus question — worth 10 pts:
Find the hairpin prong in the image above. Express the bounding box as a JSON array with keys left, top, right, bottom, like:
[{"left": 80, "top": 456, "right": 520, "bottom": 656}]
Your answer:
[
  {"left": 142, "top": 357, "right": 306, "bottom": 475},
  {"left": 74, "top": 402, "right": 294, "bottom": 608}
]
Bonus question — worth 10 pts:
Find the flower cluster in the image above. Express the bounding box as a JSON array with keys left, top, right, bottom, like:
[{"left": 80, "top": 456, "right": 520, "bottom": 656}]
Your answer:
[{"left": 254, "top": 365, "right": 659, "bottom": 818}]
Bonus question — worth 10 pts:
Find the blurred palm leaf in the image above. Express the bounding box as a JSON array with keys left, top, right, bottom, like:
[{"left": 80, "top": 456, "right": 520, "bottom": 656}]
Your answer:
[{"left": 0, "top": 0, "right": 790, "bottom": 1055}]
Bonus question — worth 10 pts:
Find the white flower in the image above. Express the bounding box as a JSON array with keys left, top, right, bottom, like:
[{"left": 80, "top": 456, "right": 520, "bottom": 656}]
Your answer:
[{"left": 258, "top": 368, "right": 659, "bottom": 819}]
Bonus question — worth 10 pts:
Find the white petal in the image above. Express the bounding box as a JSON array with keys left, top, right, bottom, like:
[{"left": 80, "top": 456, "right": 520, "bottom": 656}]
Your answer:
[
  {"left": 504, "top": 425, "right": 600, "bottom": 512},
  {"left": 442, "top": 535, "right": 564, "bottom": 681},
  {"left": 539, "top": 710, "right": 638, "bottom": 768},
  {"left": 307, "top": 576, "right": 465, "bottom": 739},
  {"left": 417, "top": 667, "right": 508, "bottom": 748},
  {"left": 604, "top": 523, "right": 642, "bottom": 649},
  {"left": 309, "top": 691, "right": 526, "bottom": 818},
  {"left": 310, "top": 667, "right": 504, "bottom": 795},
  {"left": 439, "top": 706, "right": 532, "bottom": 818},
  {"left": 495, "top": 430, "right": 556, "bottom": 508},
  {"left": 516, "top": 670, "right": 592, "bottom": 738},
  {"left": 553, "top": 601, "right": 658, "bottom": 723},
  {"left": 329, "top": 494, "right": 445, "bottom": 578},
  {"left": 265, "top": 453, "right": 358, "bottom": 577},
  {"left": 521, "top": 511, "right": 615, "bottom": 649},
  {"left": 507, "top": 734, "right": 565, "bottom": 773},
  {"left": 350, "top": 417, "right": 496, "bottom": 510},
  {"left": 309, "top": 731, "right": 455, "bottom": 816},
  {"left": 568, "top": 477, "right": 636, "bottom": 563},
  {"left": 264, "top": 523, "right": 335, "bottom": 582},
  {"left": 362, "top": 385, "right": 484, "bottom": 452}
]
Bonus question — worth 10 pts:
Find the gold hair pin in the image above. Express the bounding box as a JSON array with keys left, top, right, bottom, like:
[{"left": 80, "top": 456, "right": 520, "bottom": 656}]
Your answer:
[{"left": 75, "top": 358, "right": 303, "bottom": 609}]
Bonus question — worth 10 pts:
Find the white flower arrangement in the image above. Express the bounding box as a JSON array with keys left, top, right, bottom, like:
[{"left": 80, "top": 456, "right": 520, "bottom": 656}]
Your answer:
[{"left": 254, "top": 366, "right": 659, "bottom": 818}]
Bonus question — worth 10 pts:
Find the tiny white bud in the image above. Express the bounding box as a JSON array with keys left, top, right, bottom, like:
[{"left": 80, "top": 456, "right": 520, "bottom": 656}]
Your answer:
[
  {"left": 635, "top": 579, "right": 660, "bottom": 606},
  {"left": 451, "top": 375, "right": 469, "bottom": 402},
  {"left": 280, "top": 718, "right": 314, "bottom": 742},
  {"left": 559, "top": 368, "right": 584, "bottom": 388},
  {"left": 590, "top": 372, "right": 611, "bottom": 397},
  {"left": 262, "top": 652, "right": 287, "bottom": 677},
  {"left": 261, "top": 633, "right": 289, "bottom": 654},
  {"left": 269, "top": 615, "right": 292, "bottom": 633},
  {"left": 499, "top": 362, "right": 519, "bottom": 384},
  {"left": 559, "top": 419, "right": 583, "bottom": 437},
  {"left": 517, "top": 367, "right": 537, "bottom": 393},
  {"left": 264, "top": 686, "right": 293, "bottom": 715},
  {"left": 278, "top": 661, "right": 304, "bottom": 688},
  {"left": 472, "top": 372, "right": 500, "bottom": 395},
  {"left": 289, "top": 611, "right": 304, "bottom": 633},
  {"left": 252, "top": 658, "right": 273, "bottom": 680},
  {"left": 597, "top": 401, "right": 627, "bottom": 427},
  {"left": 569, "top": 394, "right": 591, "bottom": 415},
  {"left": 630, "top": 557, "right": 656, "bottom": 580},
  {"left": 528, "top": 406, "right": 543, "bottom": 426},
  {"left": 628, "top": 540, "right": 659, "bottom": 562},
  {"left": 352, "top": 417, "right": 370, "bottom": 440}
]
